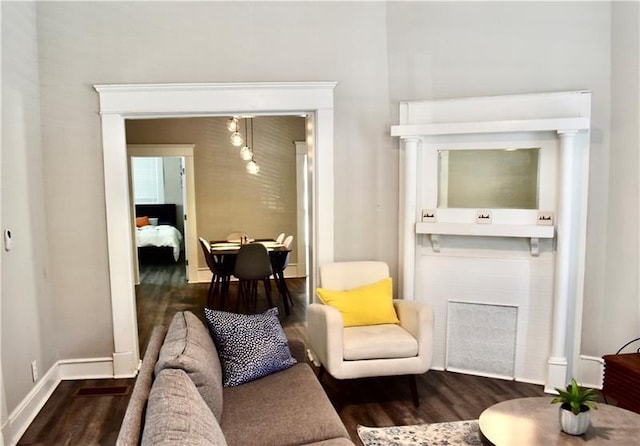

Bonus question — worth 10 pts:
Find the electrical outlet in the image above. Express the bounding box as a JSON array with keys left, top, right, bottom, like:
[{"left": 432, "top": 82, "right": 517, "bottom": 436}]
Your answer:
[
  {"left": 476, "top": 210, "right": 492, "bottom": 224},
  {"left": 31, "top": 360, "right": 38, "bottom": 382},
  {"left": 421, "top": 209, "right": 436, "bottom": 222},
  {"left": 537, "top": 211, "right": 554, "bottom": 226}
]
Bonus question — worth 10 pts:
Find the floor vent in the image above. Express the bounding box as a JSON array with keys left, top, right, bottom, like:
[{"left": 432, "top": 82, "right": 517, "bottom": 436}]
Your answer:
[
  {"left": 446, "top": 301, "right": 517, "bottom": 379},
  {"left": 74, "top": 385, "right": 131, "bottom": 397}
]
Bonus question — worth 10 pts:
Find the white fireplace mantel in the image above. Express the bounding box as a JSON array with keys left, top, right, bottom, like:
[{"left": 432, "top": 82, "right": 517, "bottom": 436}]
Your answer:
[{"left": 392, "top": 90, "right": 591, "bottom": 392}]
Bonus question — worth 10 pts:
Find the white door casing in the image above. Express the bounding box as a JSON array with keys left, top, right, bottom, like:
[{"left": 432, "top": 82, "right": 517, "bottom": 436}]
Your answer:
[
  {"left": 295, "top": 141, "right": 309, "bottom": 278},
  {"left": 95, "top": 82, "right": 337, "bottom": 377}
]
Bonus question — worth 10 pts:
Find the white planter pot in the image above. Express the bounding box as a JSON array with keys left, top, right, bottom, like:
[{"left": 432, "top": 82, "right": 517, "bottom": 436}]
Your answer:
[{"left": 559, "top": 406, "right": 591, "bottom": 435}]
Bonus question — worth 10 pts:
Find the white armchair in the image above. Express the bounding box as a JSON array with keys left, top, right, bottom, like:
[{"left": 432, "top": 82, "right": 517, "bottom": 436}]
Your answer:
[{"left": 307, "top": 261, "right": 434, "bottom": 406}]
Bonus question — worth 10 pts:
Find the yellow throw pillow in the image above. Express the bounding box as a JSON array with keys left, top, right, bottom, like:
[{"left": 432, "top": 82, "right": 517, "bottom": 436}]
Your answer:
[{"left": 316, "top": 277, "right": 399, "bottom": 327}]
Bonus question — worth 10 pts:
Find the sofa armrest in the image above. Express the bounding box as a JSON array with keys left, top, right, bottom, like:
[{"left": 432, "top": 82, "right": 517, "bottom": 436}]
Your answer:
[
  {"left": 393, "top": 299, "right": 434, "bottom": 363},
  {"left": 116, "top": 325, "right": 167, "bottom": 446},
  {"left": 307, "top": 303, "right": 345, "bottom": 374}
]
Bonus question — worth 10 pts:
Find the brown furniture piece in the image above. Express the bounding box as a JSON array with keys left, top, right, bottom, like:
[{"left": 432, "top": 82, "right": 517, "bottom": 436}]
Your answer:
[
  {"left": 479, "top": 397, "right": 640, "bottom": 445},
  {"left": 602, "top": 352, "right": 640, "bottom": 414}
]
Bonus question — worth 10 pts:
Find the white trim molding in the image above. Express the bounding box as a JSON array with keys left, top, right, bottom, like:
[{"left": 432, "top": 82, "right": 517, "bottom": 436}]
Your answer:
[
  {"left": 94, "top": 82, "right": 336, "bottom": 377},
  {"left": 392, "top": 91, "right": 591, "bottom": 392}
]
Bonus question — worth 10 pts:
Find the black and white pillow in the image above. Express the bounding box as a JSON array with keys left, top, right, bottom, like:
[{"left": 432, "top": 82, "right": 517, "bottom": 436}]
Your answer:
[{"left": 204, "top": 307, "right": 297, "bottom": 387}]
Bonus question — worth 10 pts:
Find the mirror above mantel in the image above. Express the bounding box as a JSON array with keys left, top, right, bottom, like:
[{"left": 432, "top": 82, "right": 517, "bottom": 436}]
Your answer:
[{"left": 437, "top": 147, "right": 540, "bottom": 210}]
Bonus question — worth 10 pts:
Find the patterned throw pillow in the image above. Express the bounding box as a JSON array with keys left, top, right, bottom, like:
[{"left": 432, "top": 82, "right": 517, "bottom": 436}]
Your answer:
[{"left": 204, "top": 307, "right": 297, "bottom": 387}]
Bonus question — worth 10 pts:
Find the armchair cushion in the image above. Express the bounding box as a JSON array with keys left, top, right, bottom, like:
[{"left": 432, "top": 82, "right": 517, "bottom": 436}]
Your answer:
[
  {"left": 343, "top": 324, "right": 418, "bottom": 360},
  {"left": 316, "top": 277, "right": 399, "bottom": 327}
]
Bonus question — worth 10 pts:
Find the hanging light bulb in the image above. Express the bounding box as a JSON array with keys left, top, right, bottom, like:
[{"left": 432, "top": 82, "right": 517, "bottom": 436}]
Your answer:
[
  {"left": 246, "top": 159, "right": 260, "bottom": 175},
  {"left": 239, "top": 146, "right": 253, "bottom": 161},
  {"left": 230, "top": 131, "right": 243, "bottom": 147},
  {"left": 226, "top": 117, "right": 239, "bottom": 132}
]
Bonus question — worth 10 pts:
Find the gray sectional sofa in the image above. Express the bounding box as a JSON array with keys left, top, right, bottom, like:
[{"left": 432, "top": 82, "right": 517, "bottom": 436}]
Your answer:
[{"left": 116, "top": 311, "right": 353, "bottom": 446}]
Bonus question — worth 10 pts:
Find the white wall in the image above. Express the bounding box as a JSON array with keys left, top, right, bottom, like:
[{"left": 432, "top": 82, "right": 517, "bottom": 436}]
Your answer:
[
  {"left": 162, "top": 157, "right": 184, "bottom": 235},
  {"left": 587, "top": 0, "right": 640, "bottom": 355},
  {"left": 1, "top": 0, "right": 57, "bottom": 431},
  {"left": 1, "top": 0, "right": 638, "bottom": 428}
]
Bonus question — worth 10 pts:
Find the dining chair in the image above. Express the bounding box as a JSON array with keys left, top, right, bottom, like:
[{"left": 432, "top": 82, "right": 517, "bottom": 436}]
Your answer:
[
  {"left": 282, "top": 235, "right": 293, "bottom": 249},
  {"left": 233, "top": 243, "right": 274, "bottom": 313},
  {"left": 198, "top": 237, "right": 233, "bottom": 309},
  {"left": 275, "top": 232, "right": 285, "bottom": 244}
]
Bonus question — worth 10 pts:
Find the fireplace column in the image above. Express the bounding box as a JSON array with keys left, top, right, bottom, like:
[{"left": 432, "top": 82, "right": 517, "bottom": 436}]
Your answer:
[
  {"left": 547, "top": 130, "right": 579, "bottom": 392},
  {"left": 401, "top": 137, "right": 420, "bottom": 300}
]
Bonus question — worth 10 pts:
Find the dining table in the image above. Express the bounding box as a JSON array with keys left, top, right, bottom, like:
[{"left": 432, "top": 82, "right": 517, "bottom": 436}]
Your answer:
[{"left": 209, "top": 239, "right": 293, "bottom": 315}]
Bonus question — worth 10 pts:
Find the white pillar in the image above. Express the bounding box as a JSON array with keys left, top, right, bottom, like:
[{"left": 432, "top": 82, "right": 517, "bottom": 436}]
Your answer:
[
  {"left": 546, "top": 130, "right": 578, "bottom": 392},
  {"left": 401, "top": 137, "right": 419, "bottom": 300}
]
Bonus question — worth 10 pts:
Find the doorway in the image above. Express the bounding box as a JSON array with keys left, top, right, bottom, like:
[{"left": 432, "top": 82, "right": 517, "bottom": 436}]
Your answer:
[
  {"left": 95, "top": 82, "right": 336, "bottom": 377},
  {"left": 127, "top": 144, "right": 198, "bottom": 284}
]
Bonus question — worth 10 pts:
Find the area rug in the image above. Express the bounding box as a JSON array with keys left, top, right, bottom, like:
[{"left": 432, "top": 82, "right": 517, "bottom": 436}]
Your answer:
[{"left": 357, "top": 420, "right": 482, "bottom": 446}]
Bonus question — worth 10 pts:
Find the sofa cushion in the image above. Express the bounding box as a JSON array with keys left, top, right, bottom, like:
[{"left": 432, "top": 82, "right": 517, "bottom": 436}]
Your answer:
[
  {"left": 220, "top": 363, "right": 350, "bottom": 446},
  {"left": 316, "top": 277, "right": 399, "bottom": 327},
  {"left": 141, "top": 368, "right": 227, "bottom": 446},
  {"left": 204, "top": 307, "right": 296, "bottom": 387},
  {"left": 155, "top": 311, "right": 224, "bottom": 421}
]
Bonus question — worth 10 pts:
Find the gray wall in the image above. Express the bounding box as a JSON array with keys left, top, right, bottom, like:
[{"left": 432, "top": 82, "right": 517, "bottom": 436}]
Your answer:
[
  {"left": 1, "top": 1, "right": 58, "bottom": 416},
  {"left": 1, "top": 0, "right": 638, "bottom": 429}
]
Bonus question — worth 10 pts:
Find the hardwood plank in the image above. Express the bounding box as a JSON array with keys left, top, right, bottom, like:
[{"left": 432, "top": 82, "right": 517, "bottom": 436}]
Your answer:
[{"left": 18, "top": 262, "right": 550, "bottom": 445}]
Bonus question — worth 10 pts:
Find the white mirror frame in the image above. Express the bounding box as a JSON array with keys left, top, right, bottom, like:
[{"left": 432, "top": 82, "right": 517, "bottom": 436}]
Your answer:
[{"left": 94, "top": 82, "right": 336, "bottom": 377}]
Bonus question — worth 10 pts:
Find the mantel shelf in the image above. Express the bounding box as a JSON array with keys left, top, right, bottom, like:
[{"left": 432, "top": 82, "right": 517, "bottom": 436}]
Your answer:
[{"left": 416, "top": 222, "right": 555, "bottom": 256}]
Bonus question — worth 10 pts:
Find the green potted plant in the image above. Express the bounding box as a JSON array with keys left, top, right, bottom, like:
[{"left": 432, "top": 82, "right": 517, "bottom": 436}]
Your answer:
[{"left": 551, "top": 378, "right": 598, "bottom": 435}]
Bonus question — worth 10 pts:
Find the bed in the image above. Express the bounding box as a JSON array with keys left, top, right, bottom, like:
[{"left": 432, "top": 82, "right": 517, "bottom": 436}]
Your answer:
[{"left": 135, "top": 204, "right": 183, "bottom": 263}]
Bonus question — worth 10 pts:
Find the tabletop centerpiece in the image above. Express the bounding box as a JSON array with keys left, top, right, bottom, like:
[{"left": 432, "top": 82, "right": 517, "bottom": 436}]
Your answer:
[{"left": 551, "top": 378, "right": 598, "bottom": 435}]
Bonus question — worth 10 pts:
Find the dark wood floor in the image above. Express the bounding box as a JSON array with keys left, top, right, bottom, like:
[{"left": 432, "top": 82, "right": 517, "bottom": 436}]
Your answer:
[{"left": 18, "top": 261, "right": 548, "bottom": 445}]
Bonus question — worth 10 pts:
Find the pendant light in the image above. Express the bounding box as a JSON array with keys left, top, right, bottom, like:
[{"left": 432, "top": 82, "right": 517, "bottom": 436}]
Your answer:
[
  {"left": 226, "top": 117, "right": 239, "bottom": 132},
  {"left": 239, "top": 119, "right": 253, "bottom": 160},
  {"left": 246, "top": 118, "right": 260, "bottom": 175},
  {"left": 246, "top": 159, "right": 260, "bottom": 175},
  {"left": 230, "top": 130, "right": 243, "bottom": 147}
]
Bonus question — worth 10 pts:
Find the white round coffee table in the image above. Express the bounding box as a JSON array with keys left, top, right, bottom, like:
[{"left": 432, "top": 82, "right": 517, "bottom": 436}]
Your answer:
[{"left": 479, "top": 397, "right": 640, "bottom": 445}]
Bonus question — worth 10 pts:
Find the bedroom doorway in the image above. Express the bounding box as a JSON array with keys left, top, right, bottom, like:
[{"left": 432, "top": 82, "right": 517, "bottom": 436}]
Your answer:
[{"left": 127, "top": 144, "right": 198, "bottom": 284}]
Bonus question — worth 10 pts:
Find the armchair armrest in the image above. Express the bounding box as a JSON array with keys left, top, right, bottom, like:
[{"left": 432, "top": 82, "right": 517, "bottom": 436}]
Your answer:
[
  {"left": 307, "top": 303, "right": 345, "bottom": 372},
  {"left": 394, "top": 299, "right": 434, "bottom": 362}
]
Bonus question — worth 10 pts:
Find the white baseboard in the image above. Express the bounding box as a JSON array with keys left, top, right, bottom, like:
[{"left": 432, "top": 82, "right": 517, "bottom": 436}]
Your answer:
[
  {"left": 2, "top": 362, "right": 60, "bottom": 446},
  {"left": 58, "top": 357, "right": 115, "bottom": 380},
  {"left": 1, "top": 356, "right": 116, "bottom": 446},
  {"left": 577, "top": 354, "right": 604, "bottom": 390}
]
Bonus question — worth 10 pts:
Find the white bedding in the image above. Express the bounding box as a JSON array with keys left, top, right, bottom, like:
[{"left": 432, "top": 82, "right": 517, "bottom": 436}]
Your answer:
[{"left": 136, "top": 225, "right": 183, "bottom": 261}]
